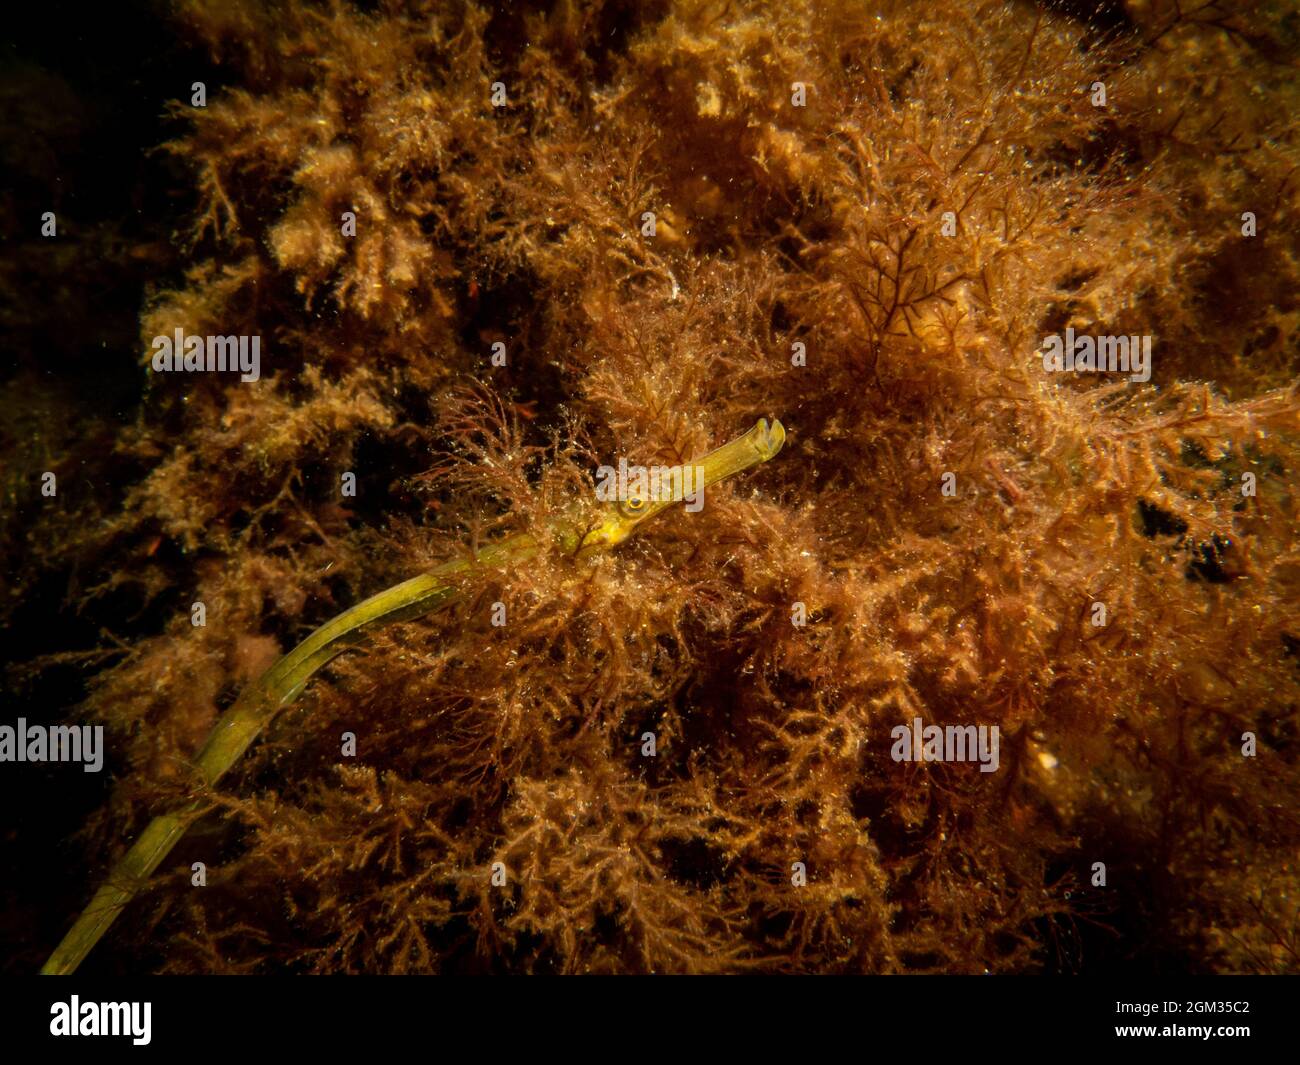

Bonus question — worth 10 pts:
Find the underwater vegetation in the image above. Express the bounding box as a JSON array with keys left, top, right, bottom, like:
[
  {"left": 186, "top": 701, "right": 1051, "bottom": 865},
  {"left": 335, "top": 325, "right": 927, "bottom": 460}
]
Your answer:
[{"left": 2, "top": 0, "right": 1299, "bottom": 974}]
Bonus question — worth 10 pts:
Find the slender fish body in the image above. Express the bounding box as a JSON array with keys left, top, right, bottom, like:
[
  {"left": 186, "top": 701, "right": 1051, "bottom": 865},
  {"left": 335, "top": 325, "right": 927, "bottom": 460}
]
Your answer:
[{"left": 41, "top": 418, "right": 785, "bottom": 975}]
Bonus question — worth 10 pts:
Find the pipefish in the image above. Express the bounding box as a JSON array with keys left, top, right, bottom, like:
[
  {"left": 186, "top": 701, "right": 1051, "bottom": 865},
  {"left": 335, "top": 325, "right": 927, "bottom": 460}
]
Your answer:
[{"left": 41, "top": 416, "right": 786, "bottom": 975}]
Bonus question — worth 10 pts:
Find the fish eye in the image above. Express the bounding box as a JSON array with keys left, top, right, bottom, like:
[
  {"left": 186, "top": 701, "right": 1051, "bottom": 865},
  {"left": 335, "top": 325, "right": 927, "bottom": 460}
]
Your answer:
[{"left": 619, "top": 496, "right": 647, "bottom": 517}]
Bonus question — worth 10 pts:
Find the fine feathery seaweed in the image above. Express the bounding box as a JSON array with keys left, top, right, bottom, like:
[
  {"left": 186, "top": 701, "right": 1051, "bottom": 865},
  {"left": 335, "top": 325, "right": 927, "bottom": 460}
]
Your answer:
[{"left": 3, "top": 0, "right": 1297, "bottom": 974}]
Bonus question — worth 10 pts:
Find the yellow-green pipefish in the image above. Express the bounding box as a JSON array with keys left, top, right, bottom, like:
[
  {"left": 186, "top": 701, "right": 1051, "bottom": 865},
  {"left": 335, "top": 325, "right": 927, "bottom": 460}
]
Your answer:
[{"left": 41, "top": 416, "right": 786, "bottom": 975}]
